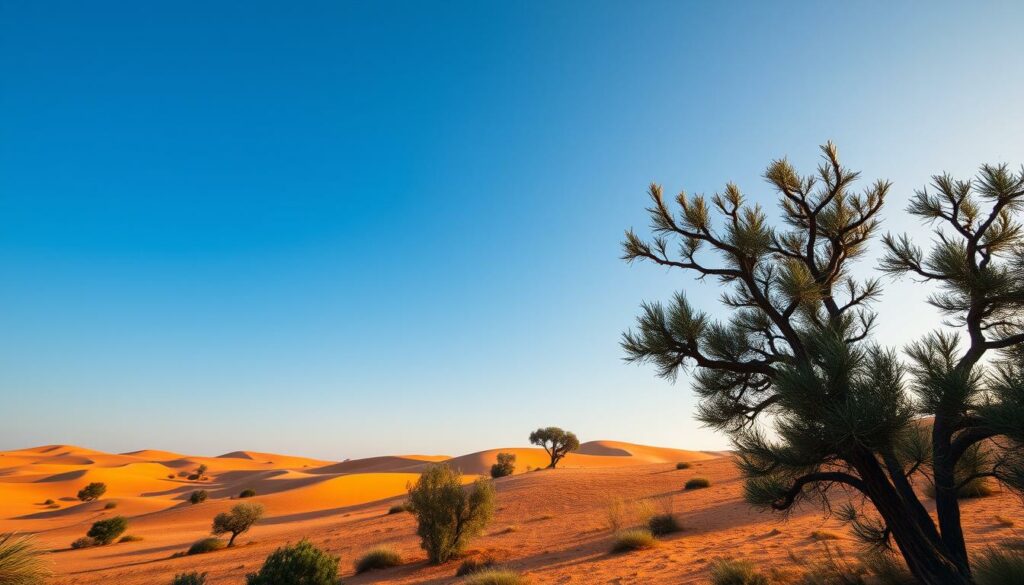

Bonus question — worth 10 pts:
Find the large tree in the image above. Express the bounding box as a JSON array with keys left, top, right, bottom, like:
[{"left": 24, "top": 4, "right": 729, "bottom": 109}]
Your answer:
[
  {"left": 529, "top": 427, "right": 580, "bottom": 469},
  {"left": 621, "top": 143, "right": 1024, "bottom": 585}
]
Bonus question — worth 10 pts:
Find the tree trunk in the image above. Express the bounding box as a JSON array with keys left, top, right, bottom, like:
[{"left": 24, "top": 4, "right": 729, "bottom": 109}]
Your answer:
[
  {"left": 933, "top": 417, "right": 971, "bottom": 574},
  {"left": 228, "top": 532, "right": 238, "bottom": 547}
]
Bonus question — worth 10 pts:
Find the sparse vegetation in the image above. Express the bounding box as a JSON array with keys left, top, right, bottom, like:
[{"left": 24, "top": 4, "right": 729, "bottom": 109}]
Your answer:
[
  {"left": 462, "top": 569, "right": 529, "bottom": 585},
  {"left": 189, "top": 490, "right": 208, "bottom": 505},
  {"left": 70, "top": 537, "right": 95, "bottom": 549},
  {"left": 708, "top": 558, "right": 771, "bottom": 585},
  {"left": 974, "top": 547, "right": 1024, "bottom": 585},
  {"left": 675, "top": 462, "right": 691, "bottom": 470},
  {"left": 196, "top": 464, "right": 208, "bottom": 477},
  {"left": 212, "top": 502, "right": 263, "bottom": 546},
  {"left": 170, "top": 572, "right": 207, "bottom": 585},
  {"left": 118, "top": 535, "right": 143, "bottom": 543},
  {"left": 610, "top": 528, "right": 657, "bottom": 553},
  {"left": 245, "top": 539, "right": 339, "bottom": 585},
  {"left": 187, "top": 538, "right": 226, "bottom": 555},
  {"left": 407, "top": 463, "right": 495, "bottom": 564},
  {"left": 490, "top": 452, "right": 516, "bottom": 478},
  {"left": 87, "top": 516, "right": 128, "bottom": 545},
  {"left": 77, "top": 482, "right": 107, "bottom": 502},
  {"left": 528, "top": 427, "right": 580, "bottom": 469},
  {"left": 104, "top": 501, "right": 117, "bottom": 510},
  {"left": 684, "top": 477, "right": 710, "bottom": 490},
  {"left": 810, "top": 530, "right": 842, "bottom": 541},
  {"left": 387, "top": 501, "right": 412, "bottom": 514},
  {"left": 354, "top": 545, "right": 402, "bottom": 573},
  {"left": 239, "top": 489, "right": 256, "bottom": 498},
  {"left": 42, "top": 499, "right": 54, "bottom": 506},
  {"left": 457, "top": 556, "right": 499, "bottom": 576},
  {"left": 647, "top": 513, "right": 680, "bottom": 536},
  {"left": 0, "top": 532, "right": 50, "bottom": 585}
]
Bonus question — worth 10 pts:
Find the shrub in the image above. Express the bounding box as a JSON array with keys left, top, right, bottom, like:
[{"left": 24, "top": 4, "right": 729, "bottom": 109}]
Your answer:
[
  {"left": 213, "top": 503, "right": 263, "bottom": 546},
  {"left": 119, "top": 535, "right": 143, "bottom": 543},
  {"left": 974, "top": 548, "right": 1024, "bottom": 585},
  {"left": 354, "top": 546, "right": 402, "bottom": 574},
  {"left": 245, "top": 539, "right": 339, "bottom": 585},
  {"left": 189, "top": 490, "right": 208, "bottom": 505},
  {"left": 647, "top": 513, "right": 680, "bottom": 536},
  {"left": 387, "top": 502, "right": 412, "bottom": 514},
  {"left": 171, "top": 572, "right": 207, "bottom": 585},
  {"left": 77, "top": 482, "right": 107, "bottom": 502},
  {"left": 610, "top": 528, "right": 657, "bottom": 553},
  {"left": 462, "top": 569, "right": 529, "bottom": 585},
  {"left": 42, "top": 499, "right": 55, "bottom": 506},
  {"left": 684, "top": 477, "right": 710, "bottom": 490},
  {"left": 104, "top": 501, "right": 117, "bottom": 510},
  {"left": 167, "top": 474, "right": 175, "bottom": 479},
  {"left": 187, "top": 538, "right": 226, "bottom": 555},
  {"left": 408, "top": 464, "right": 495, "bottom": 564},
  {"left": 70, "top": 537, "right": 96, "bottom": 550},
  {"left": 187, "top": 474, "right": 200, "bottom": 481},
  {"left": 675, "top": 462, "right": 691, "bottom": 470},
  {"left": 490, "top": 453, "right": 516, "bottom": 478},
  {"left": 709, "top": 558, "right": 770, "bottom": 585},
  {"left": 196, "top": 464, "right": 208, "bottom": 476},
  {"left": 457, "top": 556, "right": 499, "bottom": 576},
  {"left": 0, "top": 532, "right": 51, "bottom": 585},
  {"left": 239, "top": 489, "right": 257, "bottom": 498},
  {"left": 87, "top": 516, "right": 128, "bottom": 545}
]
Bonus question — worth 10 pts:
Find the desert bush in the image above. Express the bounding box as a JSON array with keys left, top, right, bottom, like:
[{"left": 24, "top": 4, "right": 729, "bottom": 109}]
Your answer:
[
  {"left": 387, "top": 502, "right": 412, "bottom": 514},
  {"left": 462, "top": 569, "right": 529, "bottom": 585},
  {"left": 189, "top": 490, "right": 208, "bottom": 505},
  {"left": 118, "top": 535, "right": 143, "bottom": 543},
  {"left": 245, "top": 539, "right": 339, "bottom": 585},
  {"left": 610, "top": 528, "right": 657, "bottom": 553},
  {"left": 42, "top": 499, "right": 54, "bottom": 506},
  {"left": 87, "top": 516, "right": 128, "bottom": 545},
  {"left": 170, "top": 572, "right": 207, "bottom": 585},
  {"left": 675, "top": 462, "right": 691, "bottom": 470},
  {"left": 457, "top": 556, "right": 499, "bottom": 576},
  {"left": 709, "top": 558, "right": 770, "bottom": 585},
  {"left": 167, "top": 474, "right": 175, "bottom": 479},
  {"left": 408, "top": 464, "right": 495, "bottom": 564},
  {"left": 490, "top": 453, "right": 516, "bottom": 478},
  {"left": 528, "top": 427, "right": 579, "bottom": 468},
  {"left": 70, "top": 537, "right": 96, "bottom": 549},
  {"left": 0, "top": 533, "right": 50, "bottom": 585},
  {"left": 684, "top": 477, "right": 710, "bottom": 490},
  {"left": 239, "top": 489, "right": 256, "bottom": 498},
  {"left": 104, "top": 501, "right": 117, "bottom": 510},
  {"left": 213, "top": 502, "right": 263, "bottom": 546},
  {"left": 77, "top": 482, "right": 107, "bottom": 502},
  {"left": 196, "top": 464, "right": 208, "bottom": 476},
  {"left": 187, "top": 537, "right": 225, "bottom": 555},
  {"left": 187, "top": 474, "right": 200, "bottom": 481},
  {"left": 647, "top": 513, "right": 680, "bottom": 536},
  {"left": 354, "top": 545, "right": 402, "bottom": 573},
  {"left": 974, "top": 547, "right": 1024, "bottom": 585}
]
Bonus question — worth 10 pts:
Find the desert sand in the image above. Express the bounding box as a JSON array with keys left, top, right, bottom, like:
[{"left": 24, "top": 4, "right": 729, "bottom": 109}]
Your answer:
[{"left": 1, "top": 442, "right": 1020, "bottom": 584}]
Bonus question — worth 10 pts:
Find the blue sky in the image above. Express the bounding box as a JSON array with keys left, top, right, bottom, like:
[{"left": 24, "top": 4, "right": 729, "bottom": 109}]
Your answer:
[{"left": 2, "top": 2, "right": 1022, "bottom": 459}]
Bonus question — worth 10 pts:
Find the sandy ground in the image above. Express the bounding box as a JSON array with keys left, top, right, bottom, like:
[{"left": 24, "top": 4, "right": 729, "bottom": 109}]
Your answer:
[{"left": 1, "top": 443, "right": 1021, "bottom": 584}]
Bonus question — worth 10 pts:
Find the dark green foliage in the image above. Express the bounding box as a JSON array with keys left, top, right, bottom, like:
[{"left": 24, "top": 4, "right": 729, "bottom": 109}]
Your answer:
[
  {"left": 387, "top": 501, "right": 412, "bottom": 514},
  {"left": 684, "top": 477, "right": 710, "bottom": 490},
  {"left": 354, "top": 546, "right": 402, "bottom": 573},
  {"left": 239, "top": 489, "right": 256, "bottom": 498},
  {"left": 245, "top": 539, "right": 339, "bottom": 585},
  {"left": 407, "top": 464, "right": 495, "bottom": 564},
  {"left": 196, "top": 464, "right": 208, "bottom": 477},
  {"left": 189, "top": 490, "right": 208, "bottom": 505},
  {"left": 87, "top": 516, "right": 128, "bottom": 545},
  {"left": 170, "top": 572, "right": 207, "bottom": 585},
  {"left": 0, "top": 533, "right": 50, "bottom": 585},
  {"left": 708, "top": 558, "right": 770, "bottom": 585},
  {"left": 212, "top": 502, "right": 263, "bottom": 546},
  {"left": 860, "top": 553, "right": 915, "bottom": 585},
  {"left": 528, "top": 427, "right": 580, "bottom": 468},
  {"left": 457, "top": 556, "right": 499, "bottom": 576},
  {"left": 647, "top": 513, "right": 680, "bottom": 536},
  {"left": 610, "top": 528, "right": 657, "bottom": 553},
  {"left": 77, "top": 482, "right": 106, "bottom": 502},
  {"left": 104, "top": 501, "right": 117, "bottom": 510},
  {"left": 187, "top": 538, "right": 225, "bottom": 555},
  {"left": 675, "top": 462, "right": 691, "bottom": 470},
  {"left": 491, "top": 452, "right": 516, "bottom": 478}
]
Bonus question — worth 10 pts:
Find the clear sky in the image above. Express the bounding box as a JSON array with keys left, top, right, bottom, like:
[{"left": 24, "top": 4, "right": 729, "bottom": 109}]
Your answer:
[{"left": 2, "top": 1, "right": 1022, "bottom": 459}]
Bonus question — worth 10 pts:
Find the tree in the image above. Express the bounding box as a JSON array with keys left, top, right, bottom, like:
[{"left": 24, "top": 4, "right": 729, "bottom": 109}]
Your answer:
[
  {"left": 212, "top": 503, "right": 263, "bottom": 546},
  {"left": 196, "top": 464, "right": 208, "bottom": 477},
  {"left": 407, "top": 464, "right": 495, "bottom": 564},
  {"left": 245, "top": 539, "right": 339, "bottom": 585},
  {"left": 528, "top": 427, "right": 580, "bottom": 468},
  {"left": 189, "top": 490, "right": 208, "bottom": 505},
  {"left": 77, "top": 482, "right": 107, "bottom": 502},
  {"left": 87, "top": 516, "right": 128, "bottom": 545},
  {"left": 490, "top": 452, "right": 516, "bottom": 478},
  {"left": 621, "top": 143, "right": 1024, "bottom": 585}
]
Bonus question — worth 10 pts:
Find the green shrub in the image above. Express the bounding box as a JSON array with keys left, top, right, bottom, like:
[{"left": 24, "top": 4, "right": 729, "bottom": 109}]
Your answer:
[
  {"left": 0, "top": 533, "right": 51, "bottom": 585},
  {"left": 170, "top": 572, "right": 207, "bottom": 585},
  {"left": 462, "top": 569, "right": 530, "bottom": 585},
  {"left": 188, "top": 474, "right": 201, "bottom": 481},
  {"left": 684, "top": 477, "right": 711, "bottom": 490},
  {"left": 709, "top": 558, "right": 770, "bottom": 585},
  {"left": 70, "top": 537, "right": 96, "bottom": 549},
  {"left": 675, "top": 462, "right": 691, "bottom": 470},
  {"left": 354, "top": 545, "right": 402, "bottom": 573},
  {"left": 77, "top": 482, "right": 107, "bottom": 502},
  {"left": 239, "top": 489, "right": 257, "bottom": 498},
  {"left": 408, "top": 464, "right": 495, "bottom": 564},
  {"left": 212, "top": 503, "right": 264, "bottom": 546},
  {"left": 118, "top": 535, "right": 143, "bottom": 543},
  {"left": 87, "top": 516, "right": 128, "bottom": 545},
  {"left": 490, "top": 453, "right": 516, "bottom": 478},
  {"left": 610, "top": 528, "right": 657, "bottom": 553},
  {"left": 189, "top": 490, "right": 208, "bottom": 505},
  {"left": 974, "top": 548, "right": 1024, "bottom": 585},
  {"left": 245, "top": 539, "right": 339, "bottom": 585},
  {"left": 387, "top": 502, "right": 412, "bottom": 514},
  {"left": 457, "top": 555, "right": 499, "bottom": 576},
  {"left": 104, "top": 501, "right": 117, "bottom": 510},
  {"left": 647, "top": 513, "right": 680, "bottom": 536},
  {"left": 187, "top": 538, "right": 225, "bottom": 555}
]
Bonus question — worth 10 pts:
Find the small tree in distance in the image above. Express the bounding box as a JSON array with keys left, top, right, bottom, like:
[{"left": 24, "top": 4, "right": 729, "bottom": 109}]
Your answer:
[
  {"left": 529, "top": 427, "right": 580, "bottom": 469},
  {"left": 407, "top": 464, "right": 495, "bottom": 564},
  {"left": 490, "top": 453, "right": 516, "bottom": 478},
  {"left": 212, "top": 503, "right": 263, "bottom": 546},
  {"left": 77, "top": 482, "right": 107, "bottom": 502}
]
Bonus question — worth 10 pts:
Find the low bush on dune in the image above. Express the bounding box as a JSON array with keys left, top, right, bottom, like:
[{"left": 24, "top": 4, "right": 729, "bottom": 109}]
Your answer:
[
  {"left": 387, "top": 502, "right": 412, "bottom": 514},
  {"left": 684, "top": 477, "right": 710, "bottom": 490},
  {"left": 462, "top": 569, "right": 530, "bottom": 585},
  {"left": 408, "top": 464, "right": 495, "bottom": 564},
  {"left": 187, "top": 538, "right": 226, "bottom": 555},
  {"left": 118, "top": 535, "right": 143, "bottom": 543},
  {"left": 104, "top": 501, "right": 117, "bottom": 510},
  {"left": 809, "top": 530, "right": 841, "bottom": 541},
  {"left": 239, "top": 489, "right": 257, "bottom": 498},
  {"left": 974, "top": 547, "right": 1024, "bottom": 585},
  {"left": 77, "top": 482, "right": 107, "bottom": 502},
  {"left": 170, "top": 572, "right": 206, "bottom": 585},
  {"left": 71, "top": 537, "right": 96, "bottom": 549},
  {"left": 647, "top": 513, "right": 680, "bottom": 536},
  {"left": 490, "top": 453, "right": 516, "bottom": 478},
  {"left": 354, "top": 545, "right": 402, "bottom": 573},
  {"left": 245, "top": 539, "right": 339, "bottom": 585},
  {"left": 610, "top": 528, "right": 657, "bottom": 553},
  {"left": 187, "top": 474, "right": 201, "bottom": 481},
  {"left": 708, "top": 558, "right": 770, "bottom": 585},
  {"left": 457, "top": 556, "right": 499, "bottom": 576},
  {"left": 0, "top": 532, "right": 51, "bottom": 585},
  {"left": 42, "top": 499, "right": 54, "bottom": 506},
  {"left": 675, "top": 462, "right": 691, "bottom": 470},
  {"left": 189, "top": 490, "right": 208, "bottom": 505},
  {"left": 87, "top": 516, "right": 128, "bottom": 545}
]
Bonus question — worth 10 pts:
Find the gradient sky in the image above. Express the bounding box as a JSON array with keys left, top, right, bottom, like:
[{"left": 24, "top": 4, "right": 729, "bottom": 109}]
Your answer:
[{"left": 2, "top": 1, "right": 1023, "bottom": 459}]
